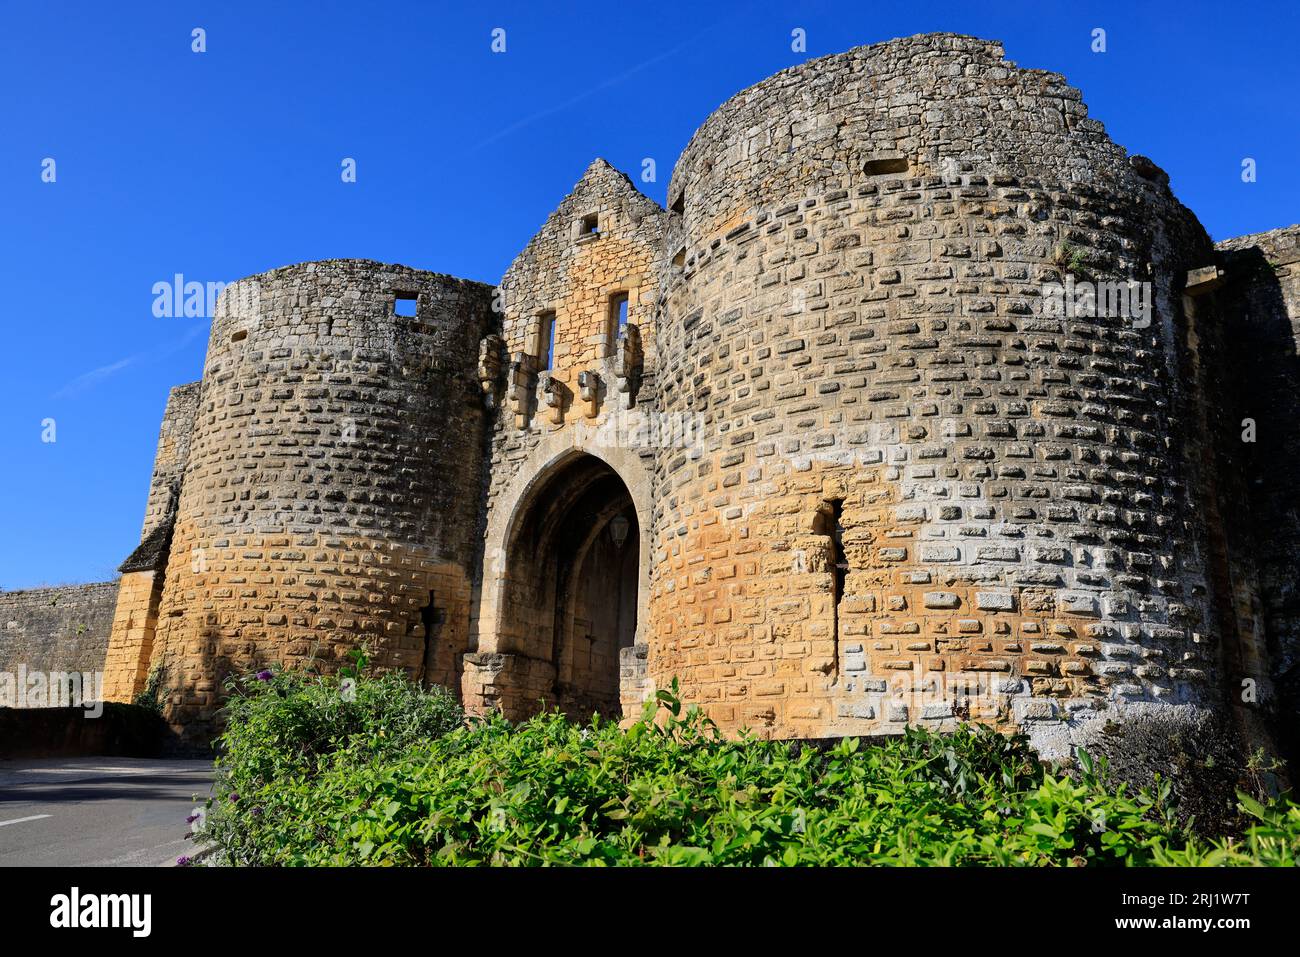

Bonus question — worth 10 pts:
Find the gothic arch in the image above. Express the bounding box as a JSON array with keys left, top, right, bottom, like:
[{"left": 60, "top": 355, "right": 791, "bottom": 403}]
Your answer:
[{"left": 473, "top": 429, "right": 654, "bottom": 662}]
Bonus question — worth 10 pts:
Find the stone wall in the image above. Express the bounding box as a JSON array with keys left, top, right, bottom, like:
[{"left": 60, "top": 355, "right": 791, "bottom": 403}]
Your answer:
[
  {"left": 648, "top": 33, "right": 1236, "bottom": 756},
  {"left": 467, "top": 160, "right": 666, "bottom": 718},
  {"left": 102, "top": 380, "right": 202, "bottom": 701},
  {"left": 140, "top": 381, "right": 202, "bottom": 540},
  {"left": 0, "top": 582, "right": 117, "bottom": 689},
  {"left": 1217, "top": 225, "right": 1300, "bottom": 757},
  {"left": 0, "top": 704, "right": 165, "bottom": 758},
  {"left": 144, "top": 261, "right": 496, "bottom": 742},
  {"left": 102, "top": 570, "right": 165, "bottom": 701},
  {"left": 87, "top": 32, "right": 1297, "bottom": 764}
]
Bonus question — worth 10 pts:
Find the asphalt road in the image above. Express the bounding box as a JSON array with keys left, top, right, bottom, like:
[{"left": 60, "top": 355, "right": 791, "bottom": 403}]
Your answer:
[{"left": 0, "top": 759, "right": 214, "bottom": 867}]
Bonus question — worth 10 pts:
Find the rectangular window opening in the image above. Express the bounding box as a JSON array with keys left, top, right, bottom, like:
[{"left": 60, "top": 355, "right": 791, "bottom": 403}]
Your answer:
[
  {"left": 862, "top": 157, "right": 909, "bottom": 176},
  {"left": 394, "top": 294, "right": 419, "bottom": 317},
  {"left": 580, "top": 213, "right": 600, "bottom": 237},
  {"left": 609, "top": 292, "right": 629, "bottom": 346},
  {"left": 670, "top": 192, "right": 685, "bottom": 215},
  {"left": 538, "top": 311, "right": 557, "bottom": 370}
]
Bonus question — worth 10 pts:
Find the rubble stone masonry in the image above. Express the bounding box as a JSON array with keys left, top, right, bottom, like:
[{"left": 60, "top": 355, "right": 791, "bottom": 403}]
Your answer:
[{"left": 1, "top": 583, "right": 118, "bottom": 686}]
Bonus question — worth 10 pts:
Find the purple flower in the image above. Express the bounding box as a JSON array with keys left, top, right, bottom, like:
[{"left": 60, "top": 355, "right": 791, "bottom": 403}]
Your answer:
[
  {"left": 229, "top": 792, "right": 239, "bottom": 802},
  {"left": 177, "top": 856, "right": 192, "bottom": 866},
  {"left": 186, "top": 813, "right": 200, "bottom": 824},
  {"left": 255, "top": 670, "right": 273, "bottom": 682}
]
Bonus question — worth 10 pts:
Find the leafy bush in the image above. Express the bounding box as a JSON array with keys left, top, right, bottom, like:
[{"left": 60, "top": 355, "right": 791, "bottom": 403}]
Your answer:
[
  {"left": 1151, "top": 794, "right": 1300, "bottom": 866},
  {"left": 195, "top": 674, "right": 1299, "bottom": 867},
  {"left": 196, "top": 653, "right": 463, "bottom": 861}
]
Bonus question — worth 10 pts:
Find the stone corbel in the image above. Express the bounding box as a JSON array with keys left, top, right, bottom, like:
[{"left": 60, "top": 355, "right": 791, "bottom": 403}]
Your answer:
[
  {"left": 577, "top": 370, "right": 601, "bottom": 419},
  {"left": 508, "top": 351, "right": 537, "bottom": 430},
  {"left": 540, "top": 373, "right": 571, "bottom": 426},
  {"left": 614, "top": 323, "right": 643, "bottom": 408},
  {"left": 478, "top": 334, "right": 504, "bottom": 409}
]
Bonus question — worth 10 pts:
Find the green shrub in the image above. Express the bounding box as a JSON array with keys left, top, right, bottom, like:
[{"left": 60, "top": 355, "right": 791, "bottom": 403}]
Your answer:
[
  {"left": 1150, "top": 794, "right": 1300, "bottom": 866},
  {"left": 195, "top": 674, "right": 1300, "bottom": 867},
  {"left": 196, "top": 653, "right": 463, "bottom": 862}
]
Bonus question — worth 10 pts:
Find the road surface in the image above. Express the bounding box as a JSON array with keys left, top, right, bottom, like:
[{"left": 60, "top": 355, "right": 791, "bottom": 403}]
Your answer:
[{"left": 0, "top": 758, "right": 214, "bottom": 866}]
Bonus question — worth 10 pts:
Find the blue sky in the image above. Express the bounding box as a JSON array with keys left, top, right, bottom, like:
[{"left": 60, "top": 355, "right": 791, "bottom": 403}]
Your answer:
[{"left": 1, "top": 0, "right": 1297, "bottom": 590}]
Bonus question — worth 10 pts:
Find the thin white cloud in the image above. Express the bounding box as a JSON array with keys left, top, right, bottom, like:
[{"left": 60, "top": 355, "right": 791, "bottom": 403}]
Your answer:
[
  {"left": 52, "top": 323, "right": 208, "bottom": 400},
  {"left": 469, "top": 19, "right": 732, "bottom": 152},
  {"left": 53, "top": 357, "right": 138, "bottom": 399}
]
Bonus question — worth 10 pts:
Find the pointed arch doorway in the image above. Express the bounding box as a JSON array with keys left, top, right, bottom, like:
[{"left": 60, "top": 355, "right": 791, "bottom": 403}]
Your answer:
[{"left": 491, "top": 451, "right": 642, "bottom": 719}]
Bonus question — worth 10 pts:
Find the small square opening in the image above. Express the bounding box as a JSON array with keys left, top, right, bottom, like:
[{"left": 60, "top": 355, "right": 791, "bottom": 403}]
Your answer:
[
  {"left": 580, "top": 213, "right": 600, "bottom": 237},
  {"left": 394, "top": 294, "right": 418, "bottom": 317}
]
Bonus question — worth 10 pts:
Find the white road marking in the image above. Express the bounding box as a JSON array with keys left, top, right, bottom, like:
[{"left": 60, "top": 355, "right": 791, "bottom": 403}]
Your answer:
[
  {"left": 6, "top": 766, "right": 158, "bottom": 774},
  {"left": 0, "top": 814, "right": 51, "bottom": 827}
]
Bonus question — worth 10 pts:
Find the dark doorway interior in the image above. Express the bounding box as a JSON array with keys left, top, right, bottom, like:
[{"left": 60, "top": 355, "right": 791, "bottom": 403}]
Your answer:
[{"left": 499, "top": 454, "right": 639, "bottom": 719}]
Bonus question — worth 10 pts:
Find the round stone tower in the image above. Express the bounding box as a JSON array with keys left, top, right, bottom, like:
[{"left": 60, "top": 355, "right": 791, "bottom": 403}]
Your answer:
[
  {"left": 649, "top": 33, "right": 1238, "bottom": 755},
  {"left": 151, "top": 260, "right": 496, "bottom": 741}
]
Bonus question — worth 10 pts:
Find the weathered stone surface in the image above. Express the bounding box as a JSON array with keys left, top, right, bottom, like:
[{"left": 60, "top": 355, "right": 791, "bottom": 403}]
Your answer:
[
  {"left": 0, "top": 584, "right": 118, "bottom": 686},
  {"left": 119, "top": 261, "right": 495, "bottom": 742},
  {"left": 51, "top": 33, "right": 1293, "bottom": 764},
  {"left": 1216, "top": 224, "right": 1300, "bottom": 762}
]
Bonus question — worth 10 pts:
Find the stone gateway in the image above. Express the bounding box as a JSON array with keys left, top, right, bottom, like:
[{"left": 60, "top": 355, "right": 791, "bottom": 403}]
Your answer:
[{"left": 76, "top": 35, "right": 1300, "bottom": 763}]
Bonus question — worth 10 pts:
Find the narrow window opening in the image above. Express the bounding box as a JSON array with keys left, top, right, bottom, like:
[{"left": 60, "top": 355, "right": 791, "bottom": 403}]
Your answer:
[
  {"left": 418, "top": 590, "right": 447, "bottom": 687},
  {"left": 420, "top": 591, "right": 440, "bottom": 641},
  {"left": 394, "top": 293, "right": 418, "bottom": 317},
  {"left": 580, "top": 213, "right": 600, "bottom": 237},
  {"left": 230, "top": 330, "right": 248, "bottom": 344},
  {"left": 609, "top": 292, "right": 629, "bottom": 348},
  {"left": 538, "top": 310, "right": 557, "bottom": 370},
  {"left": 815, "top": 498, "right": 848, "bottom": 673},
  {"left": 672, "top": 247, "right": 686, "bottom": 271},
  {"left": 670, "top": 192, "right": 685, "bottom": 215},
  {"left": 862, "top": 156, "right": 909, "bottom": 176}
]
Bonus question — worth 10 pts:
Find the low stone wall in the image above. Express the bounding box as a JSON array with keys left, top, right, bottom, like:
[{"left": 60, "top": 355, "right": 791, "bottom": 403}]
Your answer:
[
  {"left": 0, "top": 582, "right": 117, "bottom": 683},
  {"left": 0, "top": 704, "right": 166, "bottom": 758}
]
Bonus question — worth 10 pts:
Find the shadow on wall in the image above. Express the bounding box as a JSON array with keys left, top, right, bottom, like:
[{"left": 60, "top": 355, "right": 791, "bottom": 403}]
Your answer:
[
  {"left": 0, "top": 703, "right": 167, "bottom": 759},
  {"left": 1219, "top": 243, "right": 1300, "bottom": 769},
  {"left": 161, "top": 626, "right": 270, "bottom": 754}
]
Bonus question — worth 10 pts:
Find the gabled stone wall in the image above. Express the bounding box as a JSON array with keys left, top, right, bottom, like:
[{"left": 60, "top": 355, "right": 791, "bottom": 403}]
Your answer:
[{"left": 466, "top": 159, "right": 666, "bottom": 718}]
